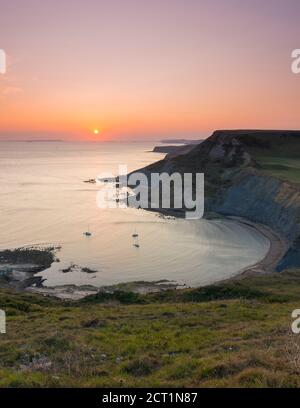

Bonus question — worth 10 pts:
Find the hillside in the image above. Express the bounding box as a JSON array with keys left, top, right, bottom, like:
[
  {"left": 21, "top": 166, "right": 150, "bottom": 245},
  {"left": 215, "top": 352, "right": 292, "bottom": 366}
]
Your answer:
[
  {"left": 131, "top": 130, "right": 300, "bottom": 271},
  {"left": 1, "top": 268, "right": 300, "bottom": 387}
]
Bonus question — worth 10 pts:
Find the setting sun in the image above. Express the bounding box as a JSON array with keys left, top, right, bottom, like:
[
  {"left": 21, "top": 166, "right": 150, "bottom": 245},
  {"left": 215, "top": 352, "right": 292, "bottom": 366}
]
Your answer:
[{"left": 93, "top": 129, "right": 99, "bottom": 135}]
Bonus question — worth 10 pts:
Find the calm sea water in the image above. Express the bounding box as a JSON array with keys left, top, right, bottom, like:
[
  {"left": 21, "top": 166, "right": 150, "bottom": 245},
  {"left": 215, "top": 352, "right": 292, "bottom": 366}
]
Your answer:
[{"left": 0, "top": 141, "right": 269, "bottom": 288}]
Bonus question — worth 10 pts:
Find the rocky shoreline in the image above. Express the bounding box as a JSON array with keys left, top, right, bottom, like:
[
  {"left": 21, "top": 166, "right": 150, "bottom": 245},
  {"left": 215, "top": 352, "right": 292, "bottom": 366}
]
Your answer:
[
  {"left": 0, "top": 246, "right": 187, "bottom": 299},
  {"left": 0, "top": 247, "right": 58, "bottom": 290}
]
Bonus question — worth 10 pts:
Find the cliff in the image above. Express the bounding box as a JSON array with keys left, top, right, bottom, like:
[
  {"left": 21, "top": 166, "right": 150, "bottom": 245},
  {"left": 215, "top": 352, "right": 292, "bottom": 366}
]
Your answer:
[
  {"left": 131, "top": 130, "right": 300, "bottom": 270},
  {"left": 152, "top": 144, "right": 197, "bottom": 157}
]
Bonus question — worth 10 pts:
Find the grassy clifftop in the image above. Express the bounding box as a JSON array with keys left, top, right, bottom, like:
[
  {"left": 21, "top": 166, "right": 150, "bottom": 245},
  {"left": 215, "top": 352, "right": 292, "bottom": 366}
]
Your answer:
[
  {"left": 147, "top": 129, "right": 300, "bottom": 187},
  {"left": 232, "top": 130, "right": 300, "bottom": 184},
  {"left": 1, "top": 269, "right": 300, "bottom": 387},
  {"left": 134, "top": 130, "right": 300, "bottom": 204}
]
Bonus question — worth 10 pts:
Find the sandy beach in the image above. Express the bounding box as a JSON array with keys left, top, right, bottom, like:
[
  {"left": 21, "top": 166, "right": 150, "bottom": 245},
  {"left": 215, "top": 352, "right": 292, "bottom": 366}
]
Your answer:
[{"left": 228, "top": 216, "right": 288, "bottom": 277}]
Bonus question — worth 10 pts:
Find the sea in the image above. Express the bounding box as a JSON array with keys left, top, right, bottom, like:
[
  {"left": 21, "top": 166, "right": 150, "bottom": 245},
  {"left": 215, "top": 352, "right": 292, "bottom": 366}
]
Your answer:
[{"left": 0, "top": 141, "right": 269, "bottom": 288}]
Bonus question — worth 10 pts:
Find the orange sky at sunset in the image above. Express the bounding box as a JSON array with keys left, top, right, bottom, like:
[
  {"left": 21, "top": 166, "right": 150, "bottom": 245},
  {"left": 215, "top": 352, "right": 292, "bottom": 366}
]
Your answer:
[{"left": 1, "top": 0, "right": 300, "bottom": 140}]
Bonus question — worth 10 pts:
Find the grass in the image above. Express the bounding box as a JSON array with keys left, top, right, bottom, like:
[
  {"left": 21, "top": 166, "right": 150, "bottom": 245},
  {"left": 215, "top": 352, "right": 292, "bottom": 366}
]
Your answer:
[
  {"left": 253, "top": 156, "right": 300, "bottom": 184},
  {"left": 1, "top": 269, "right": 300, "bottom": 387},
  {"left": 240, "top": 134, "right": 300, "bottom": 184}
]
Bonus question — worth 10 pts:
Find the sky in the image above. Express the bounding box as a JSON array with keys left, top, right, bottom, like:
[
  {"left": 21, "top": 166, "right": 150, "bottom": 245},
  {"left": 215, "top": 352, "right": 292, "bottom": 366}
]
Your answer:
[{"left": 0, "top": 0, "right": 300, "bottom": 141}]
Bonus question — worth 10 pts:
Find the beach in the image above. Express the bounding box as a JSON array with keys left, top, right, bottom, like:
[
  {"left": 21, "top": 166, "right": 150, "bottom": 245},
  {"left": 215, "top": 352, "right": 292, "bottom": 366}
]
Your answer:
[{"left": 224, "top": 217, "right": 288, "bottom": 280}]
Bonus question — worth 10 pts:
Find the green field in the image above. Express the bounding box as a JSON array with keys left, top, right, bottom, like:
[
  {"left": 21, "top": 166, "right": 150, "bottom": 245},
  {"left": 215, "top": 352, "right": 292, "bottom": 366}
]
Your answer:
[
  {"left": 1, "top": 269, "right": 300, "bottom": 388},
  {"left": 240, "top": 134, "right": 300, "bottom": 184},
  {"left": 253, "top": 156, "right": 300, "bottom": 184}
]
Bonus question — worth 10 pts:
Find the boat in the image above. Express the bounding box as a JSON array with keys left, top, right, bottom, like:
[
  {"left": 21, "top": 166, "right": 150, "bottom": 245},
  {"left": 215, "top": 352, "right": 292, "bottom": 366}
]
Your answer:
[
  {"left": 83, "top": 225, "right": 92, "bottom": 236},
  {"left": 133, "top": 233, "right": 140, "bottom": 248},
  {"left": 132, "top": 229, "right": 139, "bottom": 238}
]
